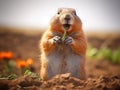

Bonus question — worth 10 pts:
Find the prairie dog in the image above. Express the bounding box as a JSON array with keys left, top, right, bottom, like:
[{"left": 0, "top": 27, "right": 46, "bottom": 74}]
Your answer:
[{"left": 40, "top": 8, "right": 87, "bottom": 80}]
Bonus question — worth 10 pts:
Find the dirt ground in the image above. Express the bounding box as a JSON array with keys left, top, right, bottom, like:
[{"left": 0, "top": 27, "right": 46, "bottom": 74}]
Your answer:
[{"left": 0, "top": 30, "right": 120, "bottom": 90}]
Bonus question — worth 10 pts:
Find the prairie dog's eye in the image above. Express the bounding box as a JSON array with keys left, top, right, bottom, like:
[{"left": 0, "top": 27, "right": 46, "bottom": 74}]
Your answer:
[
  {"left": 57, "top": 9, "right": 61, "bottom": 15},
  {"left": 57, "top": 11, "right": 60, "bottom": 14}
]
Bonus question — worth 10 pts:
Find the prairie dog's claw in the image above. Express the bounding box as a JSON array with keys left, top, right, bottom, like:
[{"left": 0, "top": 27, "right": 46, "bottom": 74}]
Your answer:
[
  {"left": 53, "top": 36, "right": 61, "bottom": 44},
  {"left": 64, "top": 36, "right": 73, "bottom": 45}
]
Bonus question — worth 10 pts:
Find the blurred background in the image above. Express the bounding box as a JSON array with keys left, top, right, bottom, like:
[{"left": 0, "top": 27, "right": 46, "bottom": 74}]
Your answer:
[
  {"left": 0, "top": 0, "right": 120, "bottom": 78},
  {"left": 0, "top": 0, "right": 120, "bottom": 32}
]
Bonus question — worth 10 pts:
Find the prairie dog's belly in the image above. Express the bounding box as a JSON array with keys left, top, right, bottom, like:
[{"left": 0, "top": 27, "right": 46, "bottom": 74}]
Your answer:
[{"left": 46, "top": 46, "right": 82, "bottom": 78}]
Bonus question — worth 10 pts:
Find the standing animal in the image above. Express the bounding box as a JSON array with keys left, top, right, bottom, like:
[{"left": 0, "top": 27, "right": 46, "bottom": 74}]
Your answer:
[{"left": 40, "top": 8, "right": 87, "bottom": 80}]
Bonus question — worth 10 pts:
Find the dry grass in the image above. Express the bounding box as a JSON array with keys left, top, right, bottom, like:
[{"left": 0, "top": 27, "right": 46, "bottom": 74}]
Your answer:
[
  {"left": 86, "top": 31, "right": 120, "bottom": 39},
  {"left": 0, "top": 26, "right": 120, "bottom": 38},
  {"left": 0, "top": 26, "right": 45, "bottom": 36}
]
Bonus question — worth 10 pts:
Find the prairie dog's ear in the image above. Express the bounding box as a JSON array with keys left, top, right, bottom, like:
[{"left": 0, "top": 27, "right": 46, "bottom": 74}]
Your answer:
[{"left": 72, "top": 10, "right": 77, "bottom": 16}]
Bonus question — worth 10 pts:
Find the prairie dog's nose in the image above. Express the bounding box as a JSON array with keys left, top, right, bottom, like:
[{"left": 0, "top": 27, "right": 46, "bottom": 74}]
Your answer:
[
  {"left": 60, "top": 13, "right": 74, "bottom": 25},
  {"left": 64, "top": 14, "right": 71, "bottom": 21}
]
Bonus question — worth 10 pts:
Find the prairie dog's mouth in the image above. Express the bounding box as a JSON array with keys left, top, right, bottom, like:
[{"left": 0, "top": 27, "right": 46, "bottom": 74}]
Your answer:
[
  {"left": 63, "top": 24, "right": 71, "bottom": 30},
  {"left": 60, "top": 13, "right": 74, "bottom": 30}
]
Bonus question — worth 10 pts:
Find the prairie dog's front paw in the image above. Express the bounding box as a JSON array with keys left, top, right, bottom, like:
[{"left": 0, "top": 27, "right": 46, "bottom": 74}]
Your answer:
[
  {"left": 52, "top": 36, "right": 61, "bottom": 44},
  {"left": 64, "top": 36, "right": 73, "bottom": 45}
]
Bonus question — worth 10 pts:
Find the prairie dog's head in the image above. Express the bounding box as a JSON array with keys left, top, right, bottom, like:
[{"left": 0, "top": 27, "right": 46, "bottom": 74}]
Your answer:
[{"left": 50, "top": 8, "right": 82, "bottom": 31}]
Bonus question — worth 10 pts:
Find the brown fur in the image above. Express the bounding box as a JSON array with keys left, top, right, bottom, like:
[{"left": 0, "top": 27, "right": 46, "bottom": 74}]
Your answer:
[{"left": 40, "top": 8, "right": 87, "bottom": 80}]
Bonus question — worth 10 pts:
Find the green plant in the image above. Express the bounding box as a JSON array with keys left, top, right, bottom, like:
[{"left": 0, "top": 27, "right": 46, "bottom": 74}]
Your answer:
[
  {"left": 112, "top": 48, "right": 120, "bottom": 64},
  {"left": 86, "top": 45, "right": 98, "bottom": 58},
  {"left": 0, "top": 74, "right": 17, "bottom": 80},
  {"left": 86, "top": 45, "right": 120, "bottom": 64},
  {"left": 24, "top": 70, "right": 42, "bottom": 80},
  {"left": 59, "top": 30, "right": 67, "bottom": 49}
]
